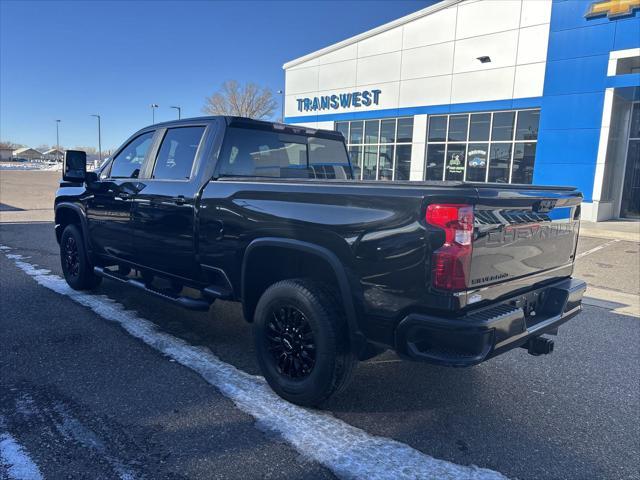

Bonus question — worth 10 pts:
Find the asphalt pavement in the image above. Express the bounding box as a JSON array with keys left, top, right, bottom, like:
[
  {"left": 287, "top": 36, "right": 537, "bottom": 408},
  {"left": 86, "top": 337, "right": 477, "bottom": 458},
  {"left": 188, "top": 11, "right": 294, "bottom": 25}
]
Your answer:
[{"left": 1, "top": 220, "right": 638, "bottom": 480}]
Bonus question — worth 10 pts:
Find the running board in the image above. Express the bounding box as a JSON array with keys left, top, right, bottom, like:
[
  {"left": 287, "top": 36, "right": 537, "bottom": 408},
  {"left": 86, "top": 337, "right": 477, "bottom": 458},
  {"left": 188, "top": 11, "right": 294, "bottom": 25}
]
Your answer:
[
  {"left": 93, "top": 267, "right": 211, "bottom": 311},
  {"left": 203, "top": 285, "right": 233, "bottom": 301}
]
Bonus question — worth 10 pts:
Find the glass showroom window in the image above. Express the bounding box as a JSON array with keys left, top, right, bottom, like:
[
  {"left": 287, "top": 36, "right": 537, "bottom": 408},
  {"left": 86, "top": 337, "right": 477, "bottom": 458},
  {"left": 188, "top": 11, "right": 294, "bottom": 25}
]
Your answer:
[
  {"left": 424, "top": 109, "right": 540, "bottom": 184},
  {"left": 335, "top": 117, "right": 414, "bottom": 181}
]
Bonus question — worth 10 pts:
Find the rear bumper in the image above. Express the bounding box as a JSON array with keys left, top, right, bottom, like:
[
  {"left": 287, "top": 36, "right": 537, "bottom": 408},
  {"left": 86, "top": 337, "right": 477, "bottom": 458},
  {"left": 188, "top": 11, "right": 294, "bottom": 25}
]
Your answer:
[{"left": 394, "top": 278, "right": 586, "bottom": 367}]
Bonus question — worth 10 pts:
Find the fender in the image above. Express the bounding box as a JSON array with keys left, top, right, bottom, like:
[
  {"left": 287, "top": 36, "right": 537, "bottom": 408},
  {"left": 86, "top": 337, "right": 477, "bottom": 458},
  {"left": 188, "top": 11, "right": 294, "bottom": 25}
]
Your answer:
[
  {"left": 241, "top": 237, "right": 366, "bottom": 354},
  {"left": 54, "top": 202, "right": 93, "bottom": 254}
]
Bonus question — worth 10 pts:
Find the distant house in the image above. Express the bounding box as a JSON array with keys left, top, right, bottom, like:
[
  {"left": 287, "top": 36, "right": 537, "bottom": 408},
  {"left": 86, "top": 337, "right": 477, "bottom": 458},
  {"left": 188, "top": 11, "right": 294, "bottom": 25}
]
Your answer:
[
  {"left": 12, "top": 147, "right": 43, "bottom": 162},
  {"left": 0, "top": 147, "right": 13, "bottom": 161},
  {"left": 43, "top": 148, "right": 64, "bottom": 162}
]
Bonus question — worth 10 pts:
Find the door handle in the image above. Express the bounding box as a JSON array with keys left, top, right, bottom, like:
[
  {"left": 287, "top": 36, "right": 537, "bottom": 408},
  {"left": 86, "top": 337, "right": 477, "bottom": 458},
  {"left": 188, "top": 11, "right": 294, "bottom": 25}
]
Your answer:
[
  {"left": 173, "top": 195, "right": 186, "bottom": 205},
  {"left": 116, "top": 192, "right": 132, "bottom": 200}
]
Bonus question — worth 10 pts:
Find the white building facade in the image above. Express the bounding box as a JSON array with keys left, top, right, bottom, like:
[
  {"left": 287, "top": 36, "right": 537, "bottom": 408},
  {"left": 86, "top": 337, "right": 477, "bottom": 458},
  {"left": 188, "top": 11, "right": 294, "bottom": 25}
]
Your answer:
[{"left": 283, "top": 0, "right": 640, "bottom": 221}]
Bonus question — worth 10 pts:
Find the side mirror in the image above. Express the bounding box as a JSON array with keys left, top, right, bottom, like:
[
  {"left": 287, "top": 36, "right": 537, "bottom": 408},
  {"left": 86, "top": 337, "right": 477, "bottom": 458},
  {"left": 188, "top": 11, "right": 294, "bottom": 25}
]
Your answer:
[
  {"left": 63, "top": 150, "right": 87, "bottom": 182},
  {"left": 85, "top": 171, "right": 98, "bottom": 183}
]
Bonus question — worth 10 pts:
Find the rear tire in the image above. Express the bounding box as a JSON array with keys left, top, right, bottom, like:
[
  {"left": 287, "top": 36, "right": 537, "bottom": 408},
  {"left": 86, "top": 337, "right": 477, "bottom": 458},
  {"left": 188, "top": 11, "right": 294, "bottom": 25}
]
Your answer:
[
  {"left": 253, "top": 279, "right": 357, "bottom": 407},
  {"left": 60, "top": 224, "right": 102, "bottom": 291}
]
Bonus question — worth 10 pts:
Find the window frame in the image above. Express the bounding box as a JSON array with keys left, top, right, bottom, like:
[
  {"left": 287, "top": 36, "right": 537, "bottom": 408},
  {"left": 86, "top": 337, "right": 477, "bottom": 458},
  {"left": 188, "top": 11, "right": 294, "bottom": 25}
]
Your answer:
[
  {"left": 214, "top": 126, "right": 353, "bottom": 180},
  {"left": 335, "top": 116, "right": 414, "bottom": 181},
  {"left": 424, "top": 108, "right": 540, "bottom": 184},
  {"left": 146, "top": 125, "right": 208, "bottom": 182},
  {"left": 105, "top": 130, "right": 157, "bottom": 180}
]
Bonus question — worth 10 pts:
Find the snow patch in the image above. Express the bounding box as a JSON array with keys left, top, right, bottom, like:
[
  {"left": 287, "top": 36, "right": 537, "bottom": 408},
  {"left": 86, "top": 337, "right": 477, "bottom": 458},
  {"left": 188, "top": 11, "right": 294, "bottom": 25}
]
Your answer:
[
  {"left": 1, "top": 247, "right": 508, "bottom": 480},
  {"left": 51, "top": 404, "right": 137, "bottom": 480},
  {"left": 0, "top": 419, "right": 43, "bottom": 480},
  {"left": 0, "top": 162, "right": 62, "bottom": 172}
]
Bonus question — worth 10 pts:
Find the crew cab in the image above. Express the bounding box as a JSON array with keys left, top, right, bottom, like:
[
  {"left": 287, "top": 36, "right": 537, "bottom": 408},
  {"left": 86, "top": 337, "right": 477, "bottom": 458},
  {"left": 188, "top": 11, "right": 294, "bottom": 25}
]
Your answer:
[{"left": 55, "top": 116, "right": 586, "bottom": 406}]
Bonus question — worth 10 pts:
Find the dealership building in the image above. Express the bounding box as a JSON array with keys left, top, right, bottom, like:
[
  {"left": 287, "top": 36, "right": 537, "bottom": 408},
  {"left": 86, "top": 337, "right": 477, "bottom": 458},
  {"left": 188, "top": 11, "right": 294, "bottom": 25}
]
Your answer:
[{"left": 283, "top": 0, "right": 640, "bottom": 221}]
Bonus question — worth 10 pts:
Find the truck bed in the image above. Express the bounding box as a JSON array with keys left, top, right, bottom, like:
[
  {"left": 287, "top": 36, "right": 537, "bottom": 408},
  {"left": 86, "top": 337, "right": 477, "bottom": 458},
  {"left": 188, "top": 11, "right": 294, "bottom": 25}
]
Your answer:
[{"left": 201, "top": 177, "right": 581, "bottom": 325}]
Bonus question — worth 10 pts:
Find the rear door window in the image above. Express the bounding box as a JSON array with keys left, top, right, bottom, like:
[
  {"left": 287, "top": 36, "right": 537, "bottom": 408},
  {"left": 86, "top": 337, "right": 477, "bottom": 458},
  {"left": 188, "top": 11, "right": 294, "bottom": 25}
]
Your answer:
[
  {"left": 218, "top": 127, "right": 351, "bottom": 179},
  {"left": 109, "top": 131, "right": 154, "bottom": 178},
  {"left": 152, "top": 126, "right": 205, "bottom": 180},
  {"left": 308, "top": 137, "right": 351, "bottom": 179}
]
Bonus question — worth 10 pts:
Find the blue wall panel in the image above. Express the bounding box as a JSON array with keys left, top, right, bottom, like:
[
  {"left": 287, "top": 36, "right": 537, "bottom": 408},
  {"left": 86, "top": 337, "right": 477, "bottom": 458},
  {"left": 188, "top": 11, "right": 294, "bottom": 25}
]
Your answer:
[
  {"left": 539, "top": 92, "right": 605, "bottom": 130},
  {"left": 534, "top": 0, "right": 640, "bottom": 201},
  {"left": 534, "top": 129, "right": 602, "bottom": 165},
  {"left": 547, "top": 22, "right": 615, "bottom": 60},
  {"left": 607, "top": 73, "right": 640, "bottom": 88},
  {"left": 613, "top": 17, "right": 640, "bottom": 50},
  {"left": 533, "top": 162, "right": 597, "bottom": 194},
  {"left": 543, "top": 55, "right": 609, "bottom": 95},
  {"left": 550, "top": 0, "right": 610, "bottom": 31}
]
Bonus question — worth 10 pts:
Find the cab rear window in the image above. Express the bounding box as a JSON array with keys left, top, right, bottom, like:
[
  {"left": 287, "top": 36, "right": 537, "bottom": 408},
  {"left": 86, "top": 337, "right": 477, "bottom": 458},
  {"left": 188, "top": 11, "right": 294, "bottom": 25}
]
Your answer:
[{"left": 217, "top": 127, "right": 352, "bottom": 180}]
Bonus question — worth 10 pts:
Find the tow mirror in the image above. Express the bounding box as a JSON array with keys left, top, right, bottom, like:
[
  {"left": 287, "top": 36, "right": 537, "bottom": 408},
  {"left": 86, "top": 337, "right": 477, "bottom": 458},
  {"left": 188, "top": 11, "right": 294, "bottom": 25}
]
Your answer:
[{"left": 63, "top": 150, "right": 87, "bottom": 182}]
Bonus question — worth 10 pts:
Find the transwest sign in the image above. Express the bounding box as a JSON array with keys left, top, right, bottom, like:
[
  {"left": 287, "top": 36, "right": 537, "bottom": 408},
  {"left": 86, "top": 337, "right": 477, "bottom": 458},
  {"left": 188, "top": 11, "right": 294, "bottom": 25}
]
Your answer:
[
  {"left": 585, "top": 0, "right": 640, "bottom": 19},
  {"left": 296, "top": 89, "right": 381, "bottom": 113}
]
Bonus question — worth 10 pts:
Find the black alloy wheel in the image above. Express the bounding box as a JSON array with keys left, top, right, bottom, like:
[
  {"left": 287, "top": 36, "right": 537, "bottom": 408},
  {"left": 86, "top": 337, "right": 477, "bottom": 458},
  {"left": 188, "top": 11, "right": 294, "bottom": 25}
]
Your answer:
[
  {"left": 253, "top": 278, "right": 357, "bottom": 407},
  {"left": 266, "top": 304, "right": 316, "bottom": 379},
  {"left": 63, "top": 235, "right": 80, "bottom": 278},
  {"left": 60, "top": 224, "right": 102, "bottom": 290}
]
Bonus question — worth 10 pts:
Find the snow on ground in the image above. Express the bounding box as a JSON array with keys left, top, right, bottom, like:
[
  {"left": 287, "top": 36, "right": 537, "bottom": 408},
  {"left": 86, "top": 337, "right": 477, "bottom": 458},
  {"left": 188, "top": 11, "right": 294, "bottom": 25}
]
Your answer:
[
  {"left": 0, "top": 162, "right": 63, "bottom": 172},
  {"left": 1, "top": 246, "right": 508, "bottom": 480},
  {"left": 0, "top": 418, "right": 44, "bottom": 480}
]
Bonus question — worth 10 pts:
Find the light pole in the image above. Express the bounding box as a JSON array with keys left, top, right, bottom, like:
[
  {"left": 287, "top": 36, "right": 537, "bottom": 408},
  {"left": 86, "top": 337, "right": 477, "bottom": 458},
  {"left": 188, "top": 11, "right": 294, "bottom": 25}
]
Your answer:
[
  {"left": 170, "top": 105, "right": 182, "bottom": 120},
  {"left": 90, "top": 114, "right": 102, "bottom": 167},
  {"left": 150, "top": 103, "right": 159, "bottom": 124},
  {"left": 55, "top": 119, "right": 61, "bottom": 162},
  {"left": 276, "top": 90, "right": 285, "bottom": 122}
]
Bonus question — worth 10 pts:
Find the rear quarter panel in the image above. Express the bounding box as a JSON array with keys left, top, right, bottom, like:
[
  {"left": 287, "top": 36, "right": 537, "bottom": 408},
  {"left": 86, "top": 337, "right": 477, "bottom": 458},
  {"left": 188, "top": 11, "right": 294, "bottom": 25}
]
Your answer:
[{"left": 198, "top": 180, "right": 477, "bottom": 341}]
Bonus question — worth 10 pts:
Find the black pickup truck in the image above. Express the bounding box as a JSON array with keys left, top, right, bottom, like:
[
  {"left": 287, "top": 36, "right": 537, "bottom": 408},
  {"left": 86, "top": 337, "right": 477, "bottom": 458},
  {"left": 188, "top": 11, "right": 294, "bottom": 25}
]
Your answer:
[{"left": 55, "top": 116, "right": 586, "bottom": 406}]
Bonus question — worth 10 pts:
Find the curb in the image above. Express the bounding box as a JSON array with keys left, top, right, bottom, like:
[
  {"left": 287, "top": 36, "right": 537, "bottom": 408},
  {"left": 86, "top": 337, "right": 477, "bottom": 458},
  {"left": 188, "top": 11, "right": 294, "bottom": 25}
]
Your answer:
[
  {"left": 583, "top": 286, "right": 640, "bottom": 317},
  {"left": 580, "top": 229, "right": 640, "bottom": 242}
]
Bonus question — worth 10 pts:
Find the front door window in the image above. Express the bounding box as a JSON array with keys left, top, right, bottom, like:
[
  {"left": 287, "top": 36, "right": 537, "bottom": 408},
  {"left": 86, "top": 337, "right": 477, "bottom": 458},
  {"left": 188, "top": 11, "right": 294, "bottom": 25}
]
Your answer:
[{"left": 109, "top": 131, "right": 155, "bottom": 179}]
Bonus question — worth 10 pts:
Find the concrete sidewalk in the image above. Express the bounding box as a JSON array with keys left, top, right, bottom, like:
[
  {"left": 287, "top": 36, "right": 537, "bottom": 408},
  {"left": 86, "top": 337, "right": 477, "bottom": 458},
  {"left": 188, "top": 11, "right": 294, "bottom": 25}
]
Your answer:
[
  {"left": 583, "top": 286, "right": 640, "bottom": 318},
  {"left": 580, "top": 220, "right": 640, "bottom": 242}
]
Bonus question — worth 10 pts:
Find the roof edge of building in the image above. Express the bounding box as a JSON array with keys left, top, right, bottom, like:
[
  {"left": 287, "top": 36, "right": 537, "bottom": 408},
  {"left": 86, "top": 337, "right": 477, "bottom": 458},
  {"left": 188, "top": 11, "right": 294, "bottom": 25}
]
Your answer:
[{"left": 282, "top": 0, "right": 462, "bottom": 70}]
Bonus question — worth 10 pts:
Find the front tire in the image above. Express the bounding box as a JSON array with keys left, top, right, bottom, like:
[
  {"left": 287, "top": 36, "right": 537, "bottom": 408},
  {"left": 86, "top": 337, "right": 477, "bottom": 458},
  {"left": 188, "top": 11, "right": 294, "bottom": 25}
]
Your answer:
[
  {"left": 60, "top": 224, "right": 102, "bottom": 291},
  {"left": 253, "top": 279, "right": 357, "bottom": 407}
]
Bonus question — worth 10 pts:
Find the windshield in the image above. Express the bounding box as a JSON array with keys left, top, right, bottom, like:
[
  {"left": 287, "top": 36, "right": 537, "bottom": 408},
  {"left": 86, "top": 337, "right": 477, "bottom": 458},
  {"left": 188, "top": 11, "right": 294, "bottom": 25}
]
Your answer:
[{"left": 217, "top": 127, "right": 352, "bottom": 180}]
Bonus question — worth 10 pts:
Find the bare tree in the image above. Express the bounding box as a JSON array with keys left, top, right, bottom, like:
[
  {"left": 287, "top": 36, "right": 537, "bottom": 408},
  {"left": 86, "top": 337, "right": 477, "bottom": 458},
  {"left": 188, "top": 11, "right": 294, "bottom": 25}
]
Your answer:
[
  {"left": 203, "top": 80, "right": 277, "bottom": 120},
  {"left": 0, "top": 140, "right": 24, "bottom": 149}
]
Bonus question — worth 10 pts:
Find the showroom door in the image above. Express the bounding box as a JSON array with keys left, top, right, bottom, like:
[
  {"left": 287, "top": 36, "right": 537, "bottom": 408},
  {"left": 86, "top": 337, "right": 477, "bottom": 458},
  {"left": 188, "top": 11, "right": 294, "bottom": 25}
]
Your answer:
[{"left": 621, "top": 101, "right": 640, "bottom": 219}]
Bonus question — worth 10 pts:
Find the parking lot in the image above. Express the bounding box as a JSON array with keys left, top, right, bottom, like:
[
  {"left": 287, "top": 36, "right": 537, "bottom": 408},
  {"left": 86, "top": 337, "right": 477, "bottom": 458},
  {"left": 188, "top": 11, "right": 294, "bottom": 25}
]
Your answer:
[{"left": 1, "top": 170, "right": 639, "bottom": 480}]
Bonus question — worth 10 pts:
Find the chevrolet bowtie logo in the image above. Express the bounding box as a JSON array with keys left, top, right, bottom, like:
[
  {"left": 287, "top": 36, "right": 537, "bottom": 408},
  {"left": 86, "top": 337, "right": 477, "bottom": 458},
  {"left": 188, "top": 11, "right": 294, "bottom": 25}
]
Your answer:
[{"left": 585, "top": 0, "right": 640, "bottom": 19}]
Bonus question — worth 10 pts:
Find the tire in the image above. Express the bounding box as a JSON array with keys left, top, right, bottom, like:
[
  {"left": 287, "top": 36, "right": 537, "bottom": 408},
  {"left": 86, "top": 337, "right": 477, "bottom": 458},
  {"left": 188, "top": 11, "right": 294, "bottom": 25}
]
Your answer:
[
  {"left": 253, "top": 279, "right": 357, "bottom": 407},
  {"left": 60, "top": 224, "right": 102, "bottom": 291}
]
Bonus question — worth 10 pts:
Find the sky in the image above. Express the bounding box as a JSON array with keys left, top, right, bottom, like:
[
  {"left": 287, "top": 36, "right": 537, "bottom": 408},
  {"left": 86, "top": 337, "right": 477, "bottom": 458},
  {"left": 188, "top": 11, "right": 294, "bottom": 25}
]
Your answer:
[{"left": 0, "top": 0, "right": 435, "bottom": 152}]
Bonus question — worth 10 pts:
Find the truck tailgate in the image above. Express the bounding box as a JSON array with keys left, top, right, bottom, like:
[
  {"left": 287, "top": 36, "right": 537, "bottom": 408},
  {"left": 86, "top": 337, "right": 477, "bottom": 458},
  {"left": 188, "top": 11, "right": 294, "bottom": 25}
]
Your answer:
[{"left": 469, "top": 185, "right": 582, "bottom": 292}]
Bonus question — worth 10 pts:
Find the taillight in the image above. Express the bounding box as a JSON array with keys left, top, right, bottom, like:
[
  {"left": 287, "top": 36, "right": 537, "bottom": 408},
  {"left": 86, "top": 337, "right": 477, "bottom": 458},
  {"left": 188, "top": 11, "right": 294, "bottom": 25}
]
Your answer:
[{"left": 426, "top": 204, "right": 474, "bottom": 291}]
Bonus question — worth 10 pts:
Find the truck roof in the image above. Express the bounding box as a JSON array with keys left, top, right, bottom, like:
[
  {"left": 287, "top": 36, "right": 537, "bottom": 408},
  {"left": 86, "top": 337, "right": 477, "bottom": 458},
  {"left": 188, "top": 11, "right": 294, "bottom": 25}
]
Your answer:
[{"left": 140, "top": 115, "right": 344, "bottom": 141}]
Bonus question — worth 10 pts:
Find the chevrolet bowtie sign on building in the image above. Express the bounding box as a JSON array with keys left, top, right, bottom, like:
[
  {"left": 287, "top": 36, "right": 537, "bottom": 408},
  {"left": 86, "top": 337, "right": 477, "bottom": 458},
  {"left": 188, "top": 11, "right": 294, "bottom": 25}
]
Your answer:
[
  {"left": 282, "top": 0, "right": 640, "bottom": 222},
  {"left": 585, "top": 0, "right": 640, "bottom": 19}
]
